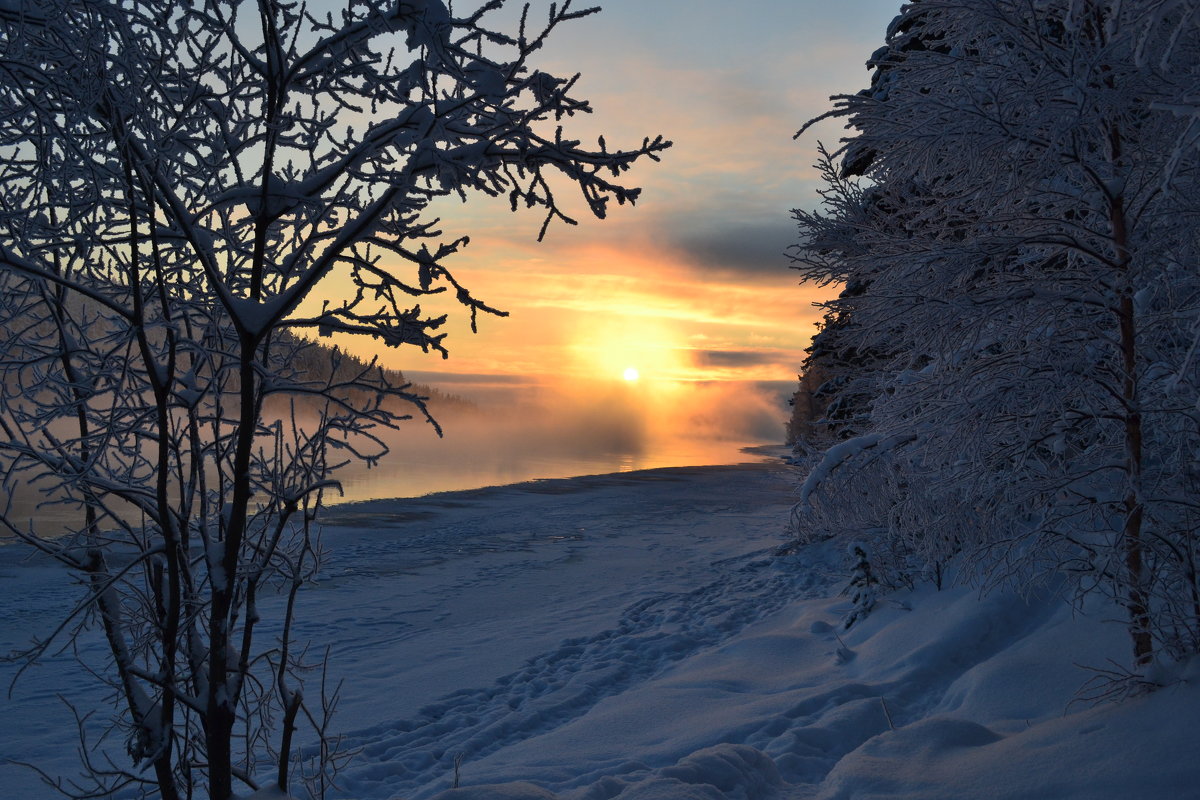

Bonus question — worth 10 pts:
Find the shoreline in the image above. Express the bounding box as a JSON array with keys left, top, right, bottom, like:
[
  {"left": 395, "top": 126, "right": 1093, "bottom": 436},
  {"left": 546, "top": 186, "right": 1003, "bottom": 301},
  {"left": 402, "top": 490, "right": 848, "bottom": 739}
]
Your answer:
[
  {"left": 318, "top": 444, "right": 793, "bottom": 525},
  {"left": 0, "top": 444, "right": 794, "bottom": 548},
  {"left": 323, "top": 438, "right": 792, "bottom": 510}
]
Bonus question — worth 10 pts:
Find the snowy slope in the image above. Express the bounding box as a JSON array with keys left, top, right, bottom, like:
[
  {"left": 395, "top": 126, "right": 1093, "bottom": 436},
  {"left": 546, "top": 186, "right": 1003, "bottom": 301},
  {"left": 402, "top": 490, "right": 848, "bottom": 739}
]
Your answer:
[{"left": 3, "top": 457, "right": 1199, "bottom": 799}]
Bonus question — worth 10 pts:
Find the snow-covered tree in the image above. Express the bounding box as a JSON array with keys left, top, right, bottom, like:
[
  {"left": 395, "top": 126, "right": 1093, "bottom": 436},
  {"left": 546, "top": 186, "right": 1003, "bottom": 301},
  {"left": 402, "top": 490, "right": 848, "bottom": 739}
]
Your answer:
[
  {"left": 0, "top": 1, "right": 668, "bottom": 797},
  {"left": 793, "top": 0, "right": 1200, "bottom": 671},
  {"left": 843, "top": 541, "right": 878, "bottom": 629}
]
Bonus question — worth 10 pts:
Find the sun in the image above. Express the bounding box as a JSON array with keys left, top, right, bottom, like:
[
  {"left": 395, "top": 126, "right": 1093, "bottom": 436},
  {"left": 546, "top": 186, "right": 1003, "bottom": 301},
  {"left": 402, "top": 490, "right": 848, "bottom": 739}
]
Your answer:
[{"left": 622, "top": 366, "right": 640, "bottom": 382}]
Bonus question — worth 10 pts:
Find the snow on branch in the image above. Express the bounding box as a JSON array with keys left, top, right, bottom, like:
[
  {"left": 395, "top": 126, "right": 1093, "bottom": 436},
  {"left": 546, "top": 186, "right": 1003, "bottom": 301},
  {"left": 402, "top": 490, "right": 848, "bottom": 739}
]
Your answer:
[{"left": 798, "top": 432, "right": 916, "bottom": 508}]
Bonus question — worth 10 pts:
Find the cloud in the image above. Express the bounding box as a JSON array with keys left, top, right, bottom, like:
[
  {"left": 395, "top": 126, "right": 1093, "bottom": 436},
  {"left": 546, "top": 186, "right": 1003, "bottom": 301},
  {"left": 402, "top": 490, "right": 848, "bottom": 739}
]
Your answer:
[
  {"left": 691, "top": 349, "right": 781, "bottom": 369},
  {"left": 672, "top": 218, "right": 798, "bottom": 278}
]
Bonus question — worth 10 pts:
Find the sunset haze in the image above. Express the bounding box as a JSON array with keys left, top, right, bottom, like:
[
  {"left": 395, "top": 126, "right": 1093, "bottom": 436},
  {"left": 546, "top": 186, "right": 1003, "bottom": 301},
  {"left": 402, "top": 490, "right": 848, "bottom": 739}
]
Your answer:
[{"left": 325, "top": 1, "right": 904, "bottom": 424}]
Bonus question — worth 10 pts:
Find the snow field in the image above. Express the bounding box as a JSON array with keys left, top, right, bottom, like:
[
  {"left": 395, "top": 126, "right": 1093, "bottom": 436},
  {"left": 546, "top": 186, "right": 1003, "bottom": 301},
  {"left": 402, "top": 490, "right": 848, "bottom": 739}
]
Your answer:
[{"left": 3, "top": 459, "right": 1199, "bottom": 799}]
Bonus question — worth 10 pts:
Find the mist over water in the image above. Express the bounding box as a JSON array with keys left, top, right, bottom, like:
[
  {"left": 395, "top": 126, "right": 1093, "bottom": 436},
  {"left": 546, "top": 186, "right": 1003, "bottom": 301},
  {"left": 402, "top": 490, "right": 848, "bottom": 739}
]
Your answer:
[
  {"left": 2, "top": 378, "right": 791, "bottom": 537},
  {"left": 328, "top": 377, "right": 791, "bottom": 504}
]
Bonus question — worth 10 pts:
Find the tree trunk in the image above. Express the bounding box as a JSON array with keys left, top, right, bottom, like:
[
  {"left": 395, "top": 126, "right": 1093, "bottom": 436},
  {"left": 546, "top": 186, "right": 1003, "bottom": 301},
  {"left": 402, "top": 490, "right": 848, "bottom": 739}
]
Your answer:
[
  {"left": 208, "top": 339, "right": 258, "bottom": 800},
  {"left": 1110, "top": 179, "right": 1154, "bottom": 667}
]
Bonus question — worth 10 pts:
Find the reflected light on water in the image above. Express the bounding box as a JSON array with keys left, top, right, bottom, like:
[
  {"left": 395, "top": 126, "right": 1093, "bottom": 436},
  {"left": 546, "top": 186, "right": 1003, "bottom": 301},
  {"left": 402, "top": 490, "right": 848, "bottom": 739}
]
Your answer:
[
  {"left": 2, "top": 377, "right": 792, "bottom": 538},
  {"left": 328, "top": 430, "right": 769, "bottom": 505},
  {"left": 324, "top": 377, "right": 790, "bottom": 504}
]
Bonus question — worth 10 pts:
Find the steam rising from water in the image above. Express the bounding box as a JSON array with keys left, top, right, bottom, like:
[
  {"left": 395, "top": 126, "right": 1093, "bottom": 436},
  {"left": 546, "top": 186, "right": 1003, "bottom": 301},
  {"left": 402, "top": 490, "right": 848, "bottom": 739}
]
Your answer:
[
  {"left": 3, "top": 378, "right": 790, "bottom": 536},
  {"left": 329, "top": 376, "right": 790, "bottom": 503}
]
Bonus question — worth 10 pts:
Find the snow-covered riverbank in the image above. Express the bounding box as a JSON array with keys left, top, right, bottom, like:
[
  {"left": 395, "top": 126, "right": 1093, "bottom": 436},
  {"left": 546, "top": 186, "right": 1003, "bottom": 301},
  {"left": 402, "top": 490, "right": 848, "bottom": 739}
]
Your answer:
[{"left": 3, "top": 458, "right": 1198, "bottom": 799}]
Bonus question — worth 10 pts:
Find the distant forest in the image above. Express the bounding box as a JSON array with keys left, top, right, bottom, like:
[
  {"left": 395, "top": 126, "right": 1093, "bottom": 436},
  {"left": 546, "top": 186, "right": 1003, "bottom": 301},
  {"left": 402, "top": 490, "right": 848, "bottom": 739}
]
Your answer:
[{"left": 283, "top": 333, "right": 473, "bottom": 418}]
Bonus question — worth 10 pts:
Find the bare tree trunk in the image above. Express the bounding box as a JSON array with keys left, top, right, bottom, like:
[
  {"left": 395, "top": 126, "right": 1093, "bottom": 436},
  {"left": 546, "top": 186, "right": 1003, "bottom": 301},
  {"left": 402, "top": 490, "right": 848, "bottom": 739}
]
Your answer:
[
  {"left": 1109, "top": 169, "right": 1154, "bottom": 667},
  {"left": 210, "top": 330, "right": 266, "bottom": 799}
]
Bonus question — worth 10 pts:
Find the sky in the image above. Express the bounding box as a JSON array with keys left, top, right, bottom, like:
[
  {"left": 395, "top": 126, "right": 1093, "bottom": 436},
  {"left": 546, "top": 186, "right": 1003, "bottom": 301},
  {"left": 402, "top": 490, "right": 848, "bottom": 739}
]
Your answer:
[{"left": 340, "top": 1, "right": 905, "bottom": 433}]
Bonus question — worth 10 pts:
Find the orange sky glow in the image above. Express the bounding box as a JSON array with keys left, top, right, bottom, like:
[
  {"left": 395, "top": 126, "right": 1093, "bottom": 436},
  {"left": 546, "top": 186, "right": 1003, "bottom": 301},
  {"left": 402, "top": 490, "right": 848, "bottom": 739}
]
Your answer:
[{"left": 317, "top": 1, "right": 903, "bottom": 437}]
